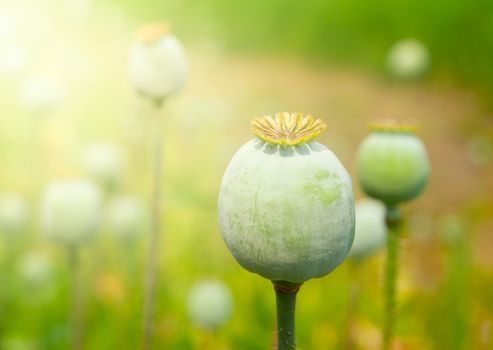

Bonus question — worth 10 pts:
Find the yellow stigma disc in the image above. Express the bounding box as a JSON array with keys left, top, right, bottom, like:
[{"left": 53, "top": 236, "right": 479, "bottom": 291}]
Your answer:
[
  {"left": 370, "top": 118, "right": 418, "bottom": 133},
  {"left": 135, "top": 22, "right": 169, "bottom": 44},
  {"left": 251, "top": 112, "right": 326, "bottom": 146}
]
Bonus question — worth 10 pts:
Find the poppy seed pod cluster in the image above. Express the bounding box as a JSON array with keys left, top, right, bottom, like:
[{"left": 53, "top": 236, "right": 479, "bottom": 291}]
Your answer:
[
  {"left": 40, "top": 180, "right": 102, "bottom": 245},
  {"left": 218, "top": 112, "right": 355, "bottom": 284},
  {"left": 129, "top": 23, "right": 187, "bottom": 102},
  {"left": 349, "top": 198, "right": 387, "bottom": 260},
  {"left": 187, "top": 280, "right": 233, "bottom": 330},
  {"left": 356, "top": 120, "right": 430, "bottom": 207}
]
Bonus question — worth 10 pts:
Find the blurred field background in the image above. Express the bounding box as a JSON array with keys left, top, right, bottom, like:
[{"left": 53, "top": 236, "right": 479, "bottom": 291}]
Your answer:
[{"left": 0, "top": 0, "right": 492, "bottom": 349}]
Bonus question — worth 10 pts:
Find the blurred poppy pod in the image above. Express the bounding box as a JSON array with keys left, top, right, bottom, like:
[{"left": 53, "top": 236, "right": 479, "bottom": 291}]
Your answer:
[
  {"left": 40, "top": 180, "right": 102, "bottom": 245},
  {"left": 386, "top": 39, "right": 430, "bottom": 80},
  {"left": 437, "top": 214, "right": 466, "bottom": 245},
  {"left": 0, "top": 194, "right": 28, "bottom": 236},
  {"left": 129, "top": 22, "right": 187, "bottom": 102},
  {"left": 218, "top": 112, "right": 355, "bottom": 284},
  {"left": 17, "top": 250, "right": 54, "bottom": 286},
  {"left": 0, "top": 41, "right": 29, "bottom": 79},
  {"left": 356, "top": 120, "right": 430, "bottom": 206},
  {"left": 20, "top": 74, "right": 65, "bottom": 115},
  {"left": 106, "top": 195, "right": 147, "bottom": 239},
  {"left": 349, "top": 198, "right": 387, "bottom": 260},
  {"left": 187, "top": 280, "right": 233, "bottom": 330},
  {"left": 81, "top": 142, "right": 125, "bottom": 190}
]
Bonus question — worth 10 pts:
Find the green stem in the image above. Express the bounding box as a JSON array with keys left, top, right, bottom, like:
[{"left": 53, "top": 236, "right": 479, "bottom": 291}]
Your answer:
[
  {"left": 121, "top": 239, "right": 139, "bottom": 349},
  {"left": 141, "top": 102, "right": 164, "bottom": 350},
  {"left": 69, "top": 245, "right": 83, "bottom": 350},
  {"left": 446, "top": 233, "right": 470, "bottom": 349},
  {"left": 30, "top": 111, "right": 44, "bottom": 196},
  {"left": 343, "top": 260, "right": 361, "bottom": 350},
  {"left": 273, "top": 282, "right": 301, "bottom": 350},
  {"left": 382, "top": 206, "right": 401, "bottom": 350}
]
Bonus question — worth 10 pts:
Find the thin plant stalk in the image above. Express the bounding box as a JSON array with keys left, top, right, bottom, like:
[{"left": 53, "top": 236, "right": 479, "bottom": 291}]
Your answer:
[
  {"left": 273, "top": 282, "right": 301, "bottom": 350},
  {"left": 69, "top": 244, "right": 83, "bottom": 350},
  {"left": 122, "top": 239, "right": 140, "bottom": 348},
  {"left": 444, "top": 231, "right": 470, "bottom": 349},
  {"left": 30, "top": 112, "right": 44, "bottom": 196},
  {"left": 343, "top": 260, "right": 361, "bottom": 350},
  {"left": 0, "top": 247, "right": 9, "bottom": 350},
  {"left": 141, "top": 100, "right": 164, "bottom": 350},
  {"left": 382, "top": 206, "right": 401, "bottom": 350}
]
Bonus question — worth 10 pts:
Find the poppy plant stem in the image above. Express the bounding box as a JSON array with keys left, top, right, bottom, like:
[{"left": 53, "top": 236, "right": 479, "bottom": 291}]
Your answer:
[
  {"left": 69, "top": 244, "right": 83, "bottom": 350},
  {"left": 382, "top": 206, "right": 401, "bottom": 350},
  {"left": 343, "top": 260, "right": 361, "bottom": 350},
  {"left": 274, "top": 282, "right": 301, "bottom": 350},
  {"left": 141, "top": 100, "right": 164, "bottom": 350}
]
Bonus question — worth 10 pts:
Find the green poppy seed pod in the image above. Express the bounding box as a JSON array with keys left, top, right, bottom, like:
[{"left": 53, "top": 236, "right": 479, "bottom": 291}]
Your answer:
[
  {"left": 187, "top": 280, "right": 233, "bottom": 330},
  {"left": 437, "top": 214, "right": 466, "bottom": 244},
  {"left": 218, "top": 112, "right": 355, "bottom": 284},
  {"left": 356, "top": 120, "right": 430, "bottom": 206},
  {"left": 349, "top": 199, "right": 387, "bottom": 260}
]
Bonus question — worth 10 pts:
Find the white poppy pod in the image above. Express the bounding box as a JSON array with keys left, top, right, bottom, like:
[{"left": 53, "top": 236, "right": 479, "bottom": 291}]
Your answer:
[
  {"left": 20, "top": 74, "right": 65, "bottom": 114},
  {"left": 64, "top": 0, "right": 93, "bottom": 24},
  {"left": 106, "top": 195, "right": 147, "bottom": 239},
  {"left": 386, "top": 39, "right": 430, "bottom": 80},
  {"left": 81, "top": 143, "right": 125, "bottom": 189},
  {"left": 218, "top": 113, "right": 355, "bottom": 283},
  {"left": 17, "top": 250, "right": 54, "bottom": 286},
  {"left": 0, "top": 194, "right": 29, "bottom": 236},
  {"left": 129, "top": 23, "right": 187, "bottom": 100},
  {"left": 40, "top": 180, "right": 102, "bottom": 245},
  {"left": 0, "top": 11, "right": 16, "bottom": 39},
  {"left": 349, "top": 199, "right": 387, "bottom": 260},
  {"left": 0, "top": 42, "right": 29, "bottom": 79},
  {"left": 187, "top": 280, "right": 233, "bottom": 330}
]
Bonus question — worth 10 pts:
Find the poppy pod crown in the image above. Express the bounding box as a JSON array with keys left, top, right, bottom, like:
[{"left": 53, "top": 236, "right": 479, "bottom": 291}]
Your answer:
[
  {"left": 135, "top": 22, "right": 170, "bottom": 44},
  {"left": 251, "top": 112, "right": 326, "bottom": 146}
]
